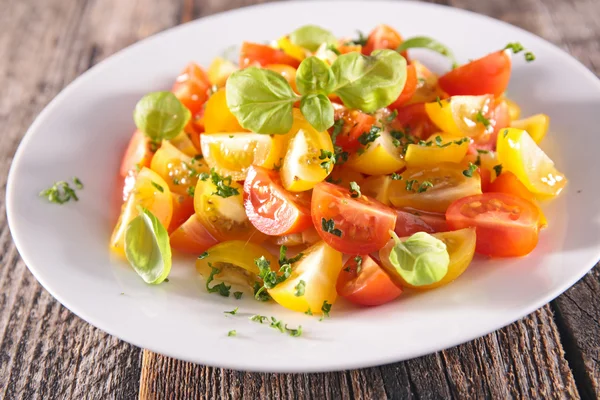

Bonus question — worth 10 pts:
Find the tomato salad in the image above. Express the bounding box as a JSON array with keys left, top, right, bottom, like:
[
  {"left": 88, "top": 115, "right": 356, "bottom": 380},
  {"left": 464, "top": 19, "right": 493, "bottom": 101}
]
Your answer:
[{"left": 108, "top": 24, "right": 567, "bottom": 316}]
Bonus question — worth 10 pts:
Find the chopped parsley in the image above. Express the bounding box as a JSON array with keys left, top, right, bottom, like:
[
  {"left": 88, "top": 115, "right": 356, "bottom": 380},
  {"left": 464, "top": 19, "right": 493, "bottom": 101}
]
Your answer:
[
  {"left": 279, "top": 245, "right": 303, "bottom": 266},
  {"left": 417, "top": 181, "right": 434, "bottom": 193},
  {"left": 358, "top": 125, "right": 381, "bottom": 146},
  {"left": 319, "top": 149, "right": 335, "bottom": 172},
  {"left": 285, "top": 324, "right": 303, "bottom": 337},
  {"left": 436, "top": 96, "right": 443, "bottom": 107},
  {"left": 151, "top": 181, "right": 164, "bottom": 193},
  {"left": 254, "top": 255, "right": 291, "bottom": 300},
  {"left": 321, "top": 218, "right": 342, "bottom": 237},
  {"left": 294, "top": 280, "right": 306, "bottom": 297},
  {"left": 206, "top": 263, "right": 231, "bottom": 297},
  {"left": 349, "top": 181, "right": 361, "bottom": 198},
  {"left": 503, "top": 129, "right": 509, "bottom": 138},
  {"left": 187, "top": 185, "right": 195, "bottom": 197},
  {"left": 505, "top": 42, "right": 524, "bottom": 53},
  {"left": 320, "top": 300, "right": 332, "bottom": 321},
  {"left": 462, "top": 162, "right": 478, "bottom": 178},
  {"left": 405, "top": 179, "right": 418, "bottom": 191},
  {"left": 493, "top": 164, "right": 503, "bottom": 177},
  {"left": 325, "top": 176, "right": 342, "bottom": 184},
  {"left": 198, "top": 251, "right": 209, "bottom": 260},
  {"left": 386, "top": 109, "right": 398, "bottom": 122},
  {"left": 475, "top": 110, "right": 491, "bottom": 128},
  {"left": 354, "top": 256, "right": 363, "bottom": 273},
  {"left": 198, "top": 172, "right": 210, "bottom": 181},
  {"left": 224, "top": 307, "right": 239, "bottom": 315},
  {"left": 233, "top": 291, "right": 243, "bottom": 300},
  {"left": 39, "top": 180, "right": 81, "bottom": 204},
  {"left": 210, "top": 169, "right": 239, "bottom": 198},
  {"left": 305, "top": 308, "right": 313, "bottom": 316},
  {"left": 250, "top": 315, "right": 269, "bottom": 324},
  {"left": 477, "top": 149, "right": 489, "bottom": 154},
  {"left": 270, "top": 317, "right": 285, "bottom": 333},
  {"left": 524, "top": 52, "right": 535, "bottom": 62},
  {"left": 228, "top": 330, "right": 237, "bottom": 337},
  {"left": 72, "top": 177, "right": 83, "bottom": 189},
  {"left": 391, "top": 172, "right": 403, "bottom": 180},
  {"left": 253, "top": 281, "right": 271, "bottom": 302}
]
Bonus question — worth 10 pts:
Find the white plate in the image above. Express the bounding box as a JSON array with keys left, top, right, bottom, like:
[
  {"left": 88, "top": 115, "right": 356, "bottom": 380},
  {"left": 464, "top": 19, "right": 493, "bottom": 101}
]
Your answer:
[{"left": 7, "top": 1, "right": 600, "bottom": 373}]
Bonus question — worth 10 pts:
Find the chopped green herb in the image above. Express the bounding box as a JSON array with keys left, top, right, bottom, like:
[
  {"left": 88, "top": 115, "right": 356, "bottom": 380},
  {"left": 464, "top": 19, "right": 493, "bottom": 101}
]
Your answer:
[
  {"left": 358, "top": 125, "right": 381, "bottom": 146},
  {"left": 233, "top": 291, "right": 243, "bottom": 300},
  {"left": 198, "top": 251, "right": 209, "bottom": 260},
  {"left": 331, "top": 118, "right": 345, "bottom": 143},
  {"left": 279, "top": 245, "right": 304, "bottom": 266},
  {"left": 503, "top": 129, "right": 509, "bottom": 138},
  {"left": 354, "top": 256, "right": 363, "bottom": 273},
  {"left": 321, "top": 218, "right": 342, "bottom": 237},
  {"left": 39, "top": 181, "right": 80, "bottom": 204},
  {"left": 349, "top": 181, "right": 361, "bottom": 198},
  {"left": 224, "top": 307, "right": 239, "bottom": 315},
  {"left": 505, "top": 42, "right": 524, "bottom": 53},
  {"left": 72, "top": 177, "right": 83, "bottom": 189},
  {"left": 436, "top": 96, "right": 443, "bottom": 107},
  {"left": 270, "top": 317, "right": 285, "bottom": 333},
  {"left": 493, "top": 164, "right": 503, "bottom": 177},
  {"left": 524, "top": 52, "right": 535, "bottom": 62},
  {"left": 228, "top": 330, "right": 237, "bottom": 337},
  {"left": 405, "top": 179, "right": 418, "bottom": 191},
  {"left": 254, "top": 255, "right": 292, "bottom": 300},
  {"left": 320, "top": 300, "right": 332, "bottom": 321},
  {"left": 387, "top": 109, "right": 398, "bottom": 122},
  {"left": 391, "top": 173, "right": 403, "bottom": 180},
  {"left": 474, "top": 155, "right": 481, "bottom": 166},
  {"left": 209, "top": 169, "right": 239, "bottom": 198},
  {"left": 417, "top": 181, "right": 434, "bottom": 193},
  {"left": 477, "top": 149, "right": 489, "bottom": 154},
  {"left": 250, "top": 314, "right": 269, "bottom": 324},
  {"left": 319, "top": 149, "right": 335, "bottom": 172},
  {"left": 285, "top": 324, "right": 303, "bottom": 337},
  {"left": 305, "top": 308, "right": 313, "bottom": 316},
  {"left": 325, "top": 176, "right": 342, "bottom": 184},
  {"left": 206, "top": 263, "right": 231, "bottom": 297},
  {"left": 294, "top": 280, "right": 306, "bottom": 297},
  {"left": 462, "top": 162, "right": 478, "bottom": 178},
  {"left": 475, "top": 110, "right": 490, "bottom": 128},
  {"left": 253, "top": 282, "right": 271, "bottom": 302},
  {"left": 347, "top": 30, "right": 368, "bottom": 46},
  {"left": 198, "top": 172, "right": 210, "bottom": 181},
  {"left": 187, "top": 185, "right": 195, "bottom": 197}
]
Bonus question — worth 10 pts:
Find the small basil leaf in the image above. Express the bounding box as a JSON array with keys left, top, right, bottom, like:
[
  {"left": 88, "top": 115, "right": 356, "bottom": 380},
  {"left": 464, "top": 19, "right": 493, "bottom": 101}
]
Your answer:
[
  {"left": 396, "top": 36, "right": 457, "bottom": 67},
  {"left": 289, "top": 25, "right": 337, "bottom": 52},
  {"left": 295, "top": 56, "right": 336, "bottom": 95},
  {"left": 300, "top": 94, "right": 334, "bottom": 132},
  {"left": 133, "top": 91, "right": 191, "bottom": 141},
  {"left": 124, "top": 208, "right": 171, "bottom": 284},
  {"left": 388, "top": 231, "right": 449, "bottom": 286},
  {"left": 226, "top": 67, "right": 299, "bottom": 134},
  {"left": 331, "top": 50, "right": 407, "bottom": 113}
]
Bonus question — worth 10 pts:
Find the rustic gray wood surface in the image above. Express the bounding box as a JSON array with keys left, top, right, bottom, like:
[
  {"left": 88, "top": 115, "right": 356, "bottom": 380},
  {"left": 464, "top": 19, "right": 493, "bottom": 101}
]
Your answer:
[{"left": 0, "top": 0, "right": 598, "bottom": 399}]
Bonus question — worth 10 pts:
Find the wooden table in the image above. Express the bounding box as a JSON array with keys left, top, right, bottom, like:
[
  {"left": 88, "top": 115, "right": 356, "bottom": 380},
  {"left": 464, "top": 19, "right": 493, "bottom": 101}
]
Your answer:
[{"left": 1, "top": 0, "right": 598, "bottom": 398}]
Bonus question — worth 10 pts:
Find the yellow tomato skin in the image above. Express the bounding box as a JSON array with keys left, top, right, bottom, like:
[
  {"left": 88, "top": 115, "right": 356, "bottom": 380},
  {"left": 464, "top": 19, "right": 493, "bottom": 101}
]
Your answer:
[
  {"left": 496, "top": 128, "right": 567, "bottom": 198},
  {"left": 196, "top": 241, "right": 277, "bottom": 289},
  {"left": 408, "top": 60, "right": 447, "bottom": 104},
  {"left": 204, "top": 89, "right": 246, "bottom": 133},
  {"left": 268, "top": 241, "right": 343, "bottom": 315},
  {"left": 169, "top": 131, "right": 198, "bottom": 157},
  {"left": 502, "top": 97, "right": 521, "bottom": 120},
  {"left": 388, "top": 163, "right": 482, "bottom": 213},
  {"left": 265, "top": 64, "right": 298, "bottom": 93},
  {"left": 200, "top": 133, "right": 283, "bottom": 181},
  {"left": 425, "top": 95, "right": 493, "bottom": 137},
  {"left": 276, "top": 36, "right": 307, "bottom": 61},
  {"left": 510, "top": 114, "right": 549, "bottom": 144},
  {"left": 110, "top": 168, "right": 173, "bottom": 255},
  {"left": 379, "top": 228, "right": 476, "bottom": 290},
  {"left": 281, "top": 115, "right": 334, "bottom": 192},
  {"left": 326, "top": 165, "right": 365, "bottom": 189},
  {"left": 404, "top": 134, "right": 469, "bottom": 167},
  {"left": 346, "top": 131, "right": 405, "bottom": 175},
  {"left": 207, "top": 57, "right": 238, "bottom": 88},
  {"left": 360, "top": 175, "right": 393, "bottom": 205},
  {"left": 151, "top": 141, "right": 209, "bottom": 195}
]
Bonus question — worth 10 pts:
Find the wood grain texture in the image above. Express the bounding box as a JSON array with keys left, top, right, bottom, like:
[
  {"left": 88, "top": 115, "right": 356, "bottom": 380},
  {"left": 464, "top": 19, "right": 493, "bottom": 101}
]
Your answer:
[{"left": 0, "top": 0, "right": 598, "bottom": 399}]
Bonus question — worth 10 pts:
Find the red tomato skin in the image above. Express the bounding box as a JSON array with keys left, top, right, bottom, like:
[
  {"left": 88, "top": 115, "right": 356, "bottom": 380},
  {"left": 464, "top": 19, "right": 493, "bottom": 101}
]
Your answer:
[
  {"left": 469, "top": 99, "right": 511, "bottom": 152},
  {"left": 172, "top": 63, "right": 211, "bottom": 117},
  {"left": 362, "top": 24, "right": 405, "bottom": 58},
  {"left": 332, "top": 108, "right": 376, "bottom": 152},
  {"left": 446, "top": 193, "right": 540, "bottom": 257},
  {"left": 479, "top": 167, "right": 493, "bottom": 193},
  {"left": 389, "top": 64, "right": 417, "bottom": 109},
  {"left": 244, "top": 166, "right": 312, "bottom": 236},
  {"left": 439, "top": 51, "right": 511, "bottom": 97},
  {"left": 336, "top": 255, "right": 402, "bottom": 306},
  {"left": 170, "top": 215, "right": 218, "bottom": 254},
  {"left": 120, "top": 129, "right": 153, "bottom": 178},
  {"left": 239, "top": 42, "right": 300, "bottom": 69},
  {"left": 169, "top": 193, "right": 195, "bottom": 234},
  {"left": 391, "top": 103, "right": 439, "bottom": 140},
  {"left": 394, "top": 209, "right": 448, "bottom": 237}
]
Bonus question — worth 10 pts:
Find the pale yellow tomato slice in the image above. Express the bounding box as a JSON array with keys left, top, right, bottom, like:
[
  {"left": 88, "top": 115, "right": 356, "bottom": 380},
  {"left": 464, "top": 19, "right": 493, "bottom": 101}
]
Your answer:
[
  {"left": 201, "top": 133, "right": 283, "bottom": 181},
  {"left": 280, "top": 117, "right": 334, "bottom": 192},
  {"left": 496, "top": 128, "right": 567, "bottom": 198},
  {"left": 388, "top": 162, "right": 482, "bottom": 213},
  {"left": 169, "top": 131, "right": 198, "bottom": 157},
  {"left": 110, "top": 167, "right": 173, "bottom": 255},
  {"left": 196, "top": 241, "right": 277, "bottom": 290},
  {"left": 151, "top": 141, "right": 208, "bottom": 195},
  {"left": 268, "top": 240, "right": 343, "bottom": 315},
  {"left": 404, "top": 133, "right": 469, "bottom": 167},
  {"left": 510, "top": 114, "right": 549, "bottom": 144},
  {"left": 194, "top": 177, "right": 265, "bottom": 242},
  {"left": 379, "top": 228, "right": 476, "bottom": 290},
  {"left": 276, "top": 36, "right": 307, "bottom": 62},
  {"left": 501, "top": 96, "right": 521, "bottom": 120},
  {"left": 203, "top": 89, "right": 246, "bottom": 133},
  {"left": 425, "top": 95, "right": 494, "bottom": 137},
  {"left": 346, "top": 130, "right": 405, "bottom": 175},
  {"left": 207, "top": 57, "right": 238, "bottom": 88},
  {"left": 360, "top": 175, "right": 393, "bottom": 206}
]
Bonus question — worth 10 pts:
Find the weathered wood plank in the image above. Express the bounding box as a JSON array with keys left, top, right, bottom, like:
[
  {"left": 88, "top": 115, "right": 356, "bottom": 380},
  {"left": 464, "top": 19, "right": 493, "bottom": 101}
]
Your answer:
[{"left": 0, "top": 0, "right": 181, "bottom": 398}]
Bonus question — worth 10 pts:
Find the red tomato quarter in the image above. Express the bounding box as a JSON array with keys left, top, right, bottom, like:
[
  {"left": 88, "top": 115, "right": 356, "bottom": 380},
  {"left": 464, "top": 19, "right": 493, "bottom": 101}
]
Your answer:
[
  {"left": 239, "top": 42, "right": 300, "bottom": 69},
  {"left": 439, "top": 50, "right": 512, "bottom": 97},
  {"left": 311, "top": 182, "right": 397, "bottom": 254},
  {"left": 172, "top": 63, "right": 211, "bottom": 117},
  {"left": 244, "top": 166, "right": 313, "bottom": 236},
  {"left": 362, "top": 24, "right": 404, "bottom": 56},
  {"left": 395, "top": 209, "right": 448, "bottom": 237},
  {"left": 392, "top": 103, "right": 439, "bottom": 140},
  {"left": 446, "top": 193, "right": 540, "bottom": 257},
  {"left": 169, "top": 214, "right": 218, "bottom": 255},
  {"left": 388, "top": 63, "right": 417, "bottom": 109},
  {"left": 336, "top": 255, "right": 402, "bottom": 306},
  {"left": 332, "top": 108, "right": 376, "bottom": 153}
]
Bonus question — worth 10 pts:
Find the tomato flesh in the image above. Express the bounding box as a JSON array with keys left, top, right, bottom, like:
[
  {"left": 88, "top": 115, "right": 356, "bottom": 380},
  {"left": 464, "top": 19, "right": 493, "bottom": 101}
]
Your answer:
[
  {"left": 391, "top": 103, "right": 439, "bottom": 140},
  {"left": 239, "top": 42, "right": 300, "bottom": 68},
  {"left": 446, "top": 193, "right": 540, "bottom": 257},
  {"left": 388, "top": 63, "right": 417, "bottom": 109},
  {"left": 362, "top": 24, "right": 403, "bottom": 56},
  {"left": 332, "top": 107, "right": 376, "bottom": 153},
  {"left": 244, "top": 166, "right": 312, "bottom": 236},
  {"left": 336, "top": 255, "right": 402, "bottom": 306},
  {"left": 311, "top": 182, "right": 397, "bottom": 254},
  {"left": 170, "top": 214, "right": 218, "bottom": 254},
  {"left": 172, "top": 63, "right": 211, "bottom": 117},
  {"left": 394, "top": 209, "right": 448, "bottom": 237}
]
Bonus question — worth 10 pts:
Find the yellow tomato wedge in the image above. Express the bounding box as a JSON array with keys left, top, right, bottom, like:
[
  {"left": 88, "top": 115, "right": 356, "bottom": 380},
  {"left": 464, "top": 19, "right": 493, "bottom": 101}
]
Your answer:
[
  {"left": 201, "top": 133, "right": 283, "bottom": 181},
  {"left": 281, "top": 117, "right": 334, "bottom": 192},
  {"left": 169, "top": 131, "right": 198, "bottom": 157},
  {"left": 404, "top": 134, "right": 469, "bottom": 167},
  {"left": 510, "top": 114, "right": 549, "bottom": 143},
  {"left": 346, "top": 130, "right": 405, "bottom": 175},
  {"left": 502, "top": 97, "right": 521, "bottom": 120},
  {"left": 388, "top": 162, "right": 482, "bottom": 213},
  {"left": 360, "top": 175, "right": 393, "bottom": 205},
  {"left": 496, "top": 128, "right": 567, "bottom": 198},
  {"left": 425, "top": 95, "right": 494, "bottom": 137},
  {"left": 110, "top": 167, "right": 173, "bottom": 255},
  {"left": 268, "top": 241, "right": 343, "bottom": 314},
  {"left": 379, "top": 228, "right": 476, "bottom": 290},
  {"left": 276, "top": 36, "right": 307, "bottom": 61},
  {"left": 207, "top": 57, "right": 238, "bottom": 88},
  {"left": 408, "top": 60, "right": 447, "bottom": 104},
  {"left": 194, "top": 177, "right": 265, "bottom": 242},
  {"left": 203, "top": 89, "right": 246, "bottom": 133},
  {"left": 196, "top": 241, "right": 277, "bottom": 290},
  {"left": 151, "top": 141, "right": 208, "bottom": 195}
]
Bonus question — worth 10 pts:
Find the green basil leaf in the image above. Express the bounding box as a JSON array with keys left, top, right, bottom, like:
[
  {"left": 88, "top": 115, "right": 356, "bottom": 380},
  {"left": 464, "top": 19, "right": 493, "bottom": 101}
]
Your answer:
[
  {"left": 396, "top": 36, "right": 457, "bottom": 67},
  {"left": 331, "top": 50, "right": 407, "bottom": 113},
  {"left": 133, "top": 91, "right": 191, "bottom": 141},
  {"left": 226, "top": 67, "right": 299, "bottom": 134},
  {"left": 300, "top": 94, "right": 334, "bottom": 132},
  {"left": 295, "top": 56, "right": 336, "bottom": 95},
  {"left": 289, "top": 25, "right": 337, "bottom": 52},
  {"left": 124, "top": 208, "right": 172, "bottom": 284},
  {"left": 388, "top": 231, "right": 449, "bottom": 286}
]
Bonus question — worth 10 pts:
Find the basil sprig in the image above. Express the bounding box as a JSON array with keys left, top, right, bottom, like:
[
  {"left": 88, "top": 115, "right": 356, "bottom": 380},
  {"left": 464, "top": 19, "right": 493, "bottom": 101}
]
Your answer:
[
  {"left": 133, "top": 91, "right": 191, "bottom": 141},
  {"left": 289, "top": 25, "right": 337, "bottom": 52},
  {"left": 226, "top": 50, "right": 406, "bottom": 134}
]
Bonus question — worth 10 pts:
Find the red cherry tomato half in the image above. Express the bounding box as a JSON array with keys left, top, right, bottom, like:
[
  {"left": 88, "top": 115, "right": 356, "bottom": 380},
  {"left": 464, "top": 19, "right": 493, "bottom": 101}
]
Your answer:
[
  {"left": 172, "top": 63, "right": 211, "bottom": 118},
  {"left": 336, "top": 255, "right": 402, "bottom": 306},
  {"left": 239, "top": 42, "right": 300, "bottom": 69},
  {"left": 169, "top": 214, "right": 218, "bottom": 255},
  {"left": 446, "top": 193, "right": 540, "bottom": 257},
  {"left": 362, "top": 24, "right": 404, "bottom": 57},
  {"left": 439, "top": 50, "right": 512, "bottom": 97},
  {"left": 311, "top": 182, "right": 397, "bottom": 255},
  {"left": 332, "top": 108, "right": 376, "bottom": 153},
  {"left": 394, "top": 209, "right": 448, "bottom": 237},
  {"left": 244, "top": 166, "right": 313, "bottom": 236},
  {"left": 391, "top": 103, "right": 439, "bottom": 140},
  {"left": 388, "top": 63, "right": 417, "bottom": 109}
]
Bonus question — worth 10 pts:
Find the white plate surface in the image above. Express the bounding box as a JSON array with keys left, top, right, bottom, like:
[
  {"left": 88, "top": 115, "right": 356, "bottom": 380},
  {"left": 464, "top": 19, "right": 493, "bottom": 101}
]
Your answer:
[{"left": 7, "top": 1, "right": 600, "bottom": 372}]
